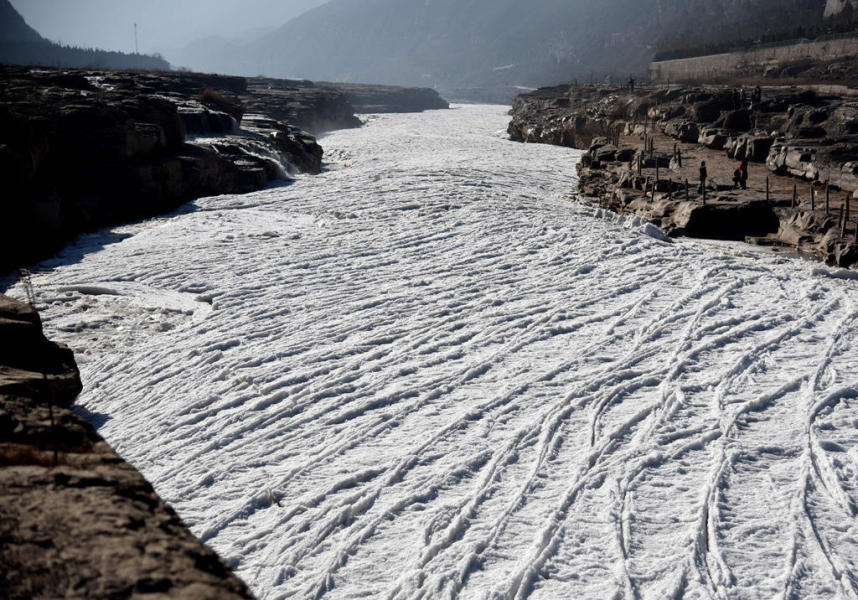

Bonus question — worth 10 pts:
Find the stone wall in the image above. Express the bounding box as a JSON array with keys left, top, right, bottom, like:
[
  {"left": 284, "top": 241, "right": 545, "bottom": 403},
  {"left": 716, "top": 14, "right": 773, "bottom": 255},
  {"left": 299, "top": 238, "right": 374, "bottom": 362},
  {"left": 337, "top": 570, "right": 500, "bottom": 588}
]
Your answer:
[{"left": 649, "top": 36, "right": 858, "bottom": 83}]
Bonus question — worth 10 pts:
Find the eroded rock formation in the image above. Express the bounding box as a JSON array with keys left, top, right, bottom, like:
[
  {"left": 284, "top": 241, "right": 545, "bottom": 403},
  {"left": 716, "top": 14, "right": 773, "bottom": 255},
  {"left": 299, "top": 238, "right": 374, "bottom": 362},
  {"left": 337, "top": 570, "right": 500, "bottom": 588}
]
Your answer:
[
  {"left": 0, "top": 67, "right": 325, "bottom": 275},
  {"left": 510, "top": 84, "right": 858, "bottom": 267}
]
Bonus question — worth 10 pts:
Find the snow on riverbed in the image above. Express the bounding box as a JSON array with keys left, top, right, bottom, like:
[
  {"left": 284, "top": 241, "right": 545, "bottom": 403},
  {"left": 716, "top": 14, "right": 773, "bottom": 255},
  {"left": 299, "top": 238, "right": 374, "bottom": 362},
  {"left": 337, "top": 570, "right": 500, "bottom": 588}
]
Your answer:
[{"left": 8, "top": 105, "right": 858, "bottom": 599}]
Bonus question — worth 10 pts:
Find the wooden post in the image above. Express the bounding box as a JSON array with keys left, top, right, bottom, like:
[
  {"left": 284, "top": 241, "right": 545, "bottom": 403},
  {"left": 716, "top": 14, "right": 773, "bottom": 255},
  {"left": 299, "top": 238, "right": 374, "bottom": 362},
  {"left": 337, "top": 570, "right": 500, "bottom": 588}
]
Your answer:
[
  {"left": 637, "top": 152, "right": 642, "bottom": 176},
  {"left": 847, "top": 193, "right": 851, "bottom": 222},
  {"left": 668, "top": 178, "right": 672, "bottom": 200},
  {"left": 839, "top": 205, "right": 845, "bottom": 237},
  {"left": 685, "top": 179, "right": 690, "bottom": 202},
  {"left": 792, "top": 184, "right": 797, "bottom": 208},
  {"left": 826, "top": 183, "right": 830, "bottom": 214},
  {"left": 766, "top": 177, "right": 770, "bottom": 202}
]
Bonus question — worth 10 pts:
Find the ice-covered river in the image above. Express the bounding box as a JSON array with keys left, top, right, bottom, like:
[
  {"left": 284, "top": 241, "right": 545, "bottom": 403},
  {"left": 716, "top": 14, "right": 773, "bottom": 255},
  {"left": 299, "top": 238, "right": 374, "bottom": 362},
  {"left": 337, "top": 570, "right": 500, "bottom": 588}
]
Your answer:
[{"left": 8, "top": 105, "right": 858, "bottom": 599}]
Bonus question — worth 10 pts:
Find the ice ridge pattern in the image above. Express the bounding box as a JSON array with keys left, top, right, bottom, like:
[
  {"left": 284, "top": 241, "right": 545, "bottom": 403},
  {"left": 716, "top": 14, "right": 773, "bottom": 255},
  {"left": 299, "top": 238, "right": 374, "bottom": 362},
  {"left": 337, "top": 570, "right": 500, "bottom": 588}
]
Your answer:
[{"left": 21, "top": 105, "right": 858, "bottom": 600}]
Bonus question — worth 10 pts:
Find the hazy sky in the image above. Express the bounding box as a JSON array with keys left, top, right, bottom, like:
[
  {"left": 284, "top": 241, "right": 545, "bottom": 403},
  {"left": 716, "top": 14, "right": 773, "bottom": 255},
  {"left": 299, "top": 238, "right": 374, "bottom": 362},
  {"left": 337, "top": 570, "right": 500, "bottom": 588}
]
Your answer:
[{"left": 10, "top": 0, "right": 329, "bottom": 53}]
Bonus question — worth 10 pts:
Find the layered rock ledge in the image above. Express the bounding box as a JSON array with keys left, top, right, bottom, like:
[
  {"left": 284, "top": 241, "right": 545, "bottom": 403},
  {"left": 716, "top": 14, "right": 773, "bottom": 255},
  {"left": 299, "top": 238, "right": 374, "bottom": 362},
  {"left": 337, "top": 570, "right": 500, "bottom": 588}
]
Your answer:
[
  {"left": 1, "top": 67, "right": 452, "bottom": 276},
  {"left": 0, "top": 292, "right": 254, "bottom": 599},
  {"left": 509, "top": 84, "right": 858, "bottom": 267},
  {"left": 316, "top": 82, "right": 450, "bottom": 114},
  {"left": 0, "top": 66, "right": 326, "bottom": 275},
  {"left": 243, "top": 78, "right": 449, "bottom": 133}
]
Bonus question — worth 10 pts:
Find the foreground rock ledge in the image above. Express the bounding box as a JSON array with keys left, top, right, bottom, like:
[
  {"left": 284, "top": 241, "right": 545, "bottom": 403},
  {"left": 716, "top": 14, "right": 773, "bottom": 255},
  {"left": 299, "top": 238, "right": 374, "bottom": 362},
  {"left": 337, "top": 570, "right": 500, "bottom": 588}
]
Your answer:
[{"left": 0, "top": 293, "right": 253, "bottom": 600}]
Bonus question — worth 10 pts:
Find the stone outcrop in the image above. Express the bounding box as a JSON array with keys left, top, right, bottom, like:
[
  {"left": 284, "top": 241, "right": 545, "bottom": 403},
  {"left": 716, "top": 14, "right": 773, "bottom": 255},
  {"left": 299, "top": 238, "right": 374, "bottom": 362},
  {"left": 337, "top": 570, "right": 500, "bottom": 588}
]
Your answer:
[
  {"left": 0, "top": 293, "right": 81, "bottom": 402},
  {"left": 510, "top": 83, "right": 858, "bottom": 267},
  {"left": 0, "top": 293, "right": 254, "bottom": 599},
  {"left": 0, "top": 66, "right": 326, "bottom": 275}
]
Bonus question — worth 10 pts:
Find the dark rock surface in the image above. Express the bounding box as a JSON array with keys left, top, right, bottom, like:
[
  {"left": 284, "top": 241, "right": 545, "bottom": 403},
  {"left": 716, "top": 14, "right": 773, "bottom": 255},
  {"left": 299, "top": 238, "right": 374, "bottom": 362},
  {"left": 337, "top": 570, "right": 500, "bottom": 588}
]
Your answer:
[
  {"left": 0, "top": 293, "right": 255, "bottom": 599},
  {"left": 0, "top": 293, "right": 81, "bottom": 402},
  {"left": 316, "top": 82, "right": 449, "bottom": 114},
  {"left": 243, "top": 77, "right": 361, "bottom": 134},
  {"left": 0, "top": 66, "right": 325, "bottom": 275}
]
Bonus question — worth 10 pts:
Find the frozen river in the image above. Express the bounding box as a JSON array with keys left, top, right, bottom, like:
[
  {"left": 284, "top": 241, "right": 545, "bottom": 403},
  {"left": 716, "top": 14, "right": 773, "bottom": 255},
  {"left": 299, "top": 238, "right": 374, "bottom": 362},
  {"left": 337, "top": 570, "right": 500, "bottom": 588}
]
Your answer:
[{"left": 9, "top": 105, "right": 858, "bottom": 599}]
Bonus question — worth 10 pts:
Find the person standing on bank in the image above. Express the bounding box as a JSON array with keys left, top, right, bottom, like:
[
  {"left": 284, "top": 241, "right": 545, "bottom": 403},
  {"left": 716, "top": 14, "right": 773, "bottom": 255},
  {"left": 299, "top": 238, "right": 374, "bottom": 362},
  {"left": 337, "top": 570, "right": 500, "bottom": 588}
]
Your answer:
[
  {"left": 699, "top": 160, "right": 708, "bottom": 193},
  {"left": 740, "top": 159, "right": 748, "bottom": 190}
]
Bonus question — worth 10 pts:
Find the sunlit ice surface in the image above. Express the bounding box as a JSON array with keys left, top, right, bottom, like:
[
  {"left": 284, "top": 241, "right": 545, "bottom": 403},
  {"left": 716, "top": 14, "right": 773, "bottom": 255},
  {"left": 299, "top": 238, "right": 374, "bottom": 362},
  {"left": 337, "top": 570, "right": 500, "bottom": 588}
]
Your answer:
[{"left": 11, "top": 105, "right": 858, "bottom": 600}]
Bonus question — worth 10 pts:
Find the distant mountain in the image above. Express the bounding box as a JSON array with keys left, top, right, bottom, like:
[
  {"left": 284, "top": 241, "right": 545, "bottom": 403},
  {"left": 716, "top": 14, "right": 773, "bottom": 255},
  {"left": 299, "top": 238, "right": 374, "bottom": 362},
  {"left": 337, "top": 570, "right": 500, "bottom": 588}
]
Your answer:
[
  {"left": 0, "top": 0, "right": 43, "bottom": 43},
  {"left": 166, "top": 0, "right": 836, "bottom": 100},
  {"left": 0, "top": 0, "right": 169, "bottom": 71}
]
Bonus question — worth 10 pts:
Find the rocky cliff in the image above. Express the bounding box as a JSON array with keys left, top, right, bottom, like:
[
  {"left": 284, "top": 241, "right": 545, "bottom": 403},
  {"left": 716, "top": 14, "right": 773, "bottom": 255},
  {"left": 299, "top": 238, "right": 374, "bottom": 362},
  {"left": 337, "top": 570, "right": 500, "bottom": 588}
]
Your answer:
[
  {"left": 241, "top": 78, "right": 448, "bottom": 133},
  {"left": 0, "top": 67, "right": 325, "bottom": 275},
  {"left": 316, "top": 82, "right": 450, "bottom": 114},
  {"left": 0, "top": 292, "right": 255, "bottom": 599}
]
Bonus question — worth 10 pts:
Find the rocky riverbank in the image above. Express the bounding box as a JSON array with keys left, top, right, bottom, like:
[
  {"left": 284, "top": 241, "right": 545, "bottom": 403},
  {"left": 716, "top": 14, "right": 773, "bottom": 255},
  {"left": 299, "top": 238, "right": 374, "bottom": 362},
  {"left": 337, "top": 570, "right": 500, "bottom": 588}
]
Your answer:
[
  {"left": 509, "top": 84, "right": 858, "bottom": 267},
  {"left": 242, "top": 78, "right": 449, "bottom": 133},
  {"left": 0, "top": 66, "right": 326, "bottom": 275},
  {"left": 0, "top": 292, "right": 254, "bottom": 599},
  {"left": 317, "top": 82, "right": 450, "bottom": 114},
  {"left": 0, "top": 67, "right": 452, "bottom": 276}
]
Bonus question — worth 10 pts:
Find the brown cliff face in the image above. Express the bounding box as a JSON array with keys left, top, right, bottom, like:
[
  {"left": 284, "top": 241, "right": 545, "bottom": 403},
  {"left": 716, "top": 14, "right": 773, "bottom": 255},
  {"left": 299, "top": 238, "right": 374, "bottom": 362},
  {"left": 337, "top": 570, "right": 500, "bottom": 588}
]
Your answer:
[{"left": 0, "top": 293, "right": 255, "bottom": 599}]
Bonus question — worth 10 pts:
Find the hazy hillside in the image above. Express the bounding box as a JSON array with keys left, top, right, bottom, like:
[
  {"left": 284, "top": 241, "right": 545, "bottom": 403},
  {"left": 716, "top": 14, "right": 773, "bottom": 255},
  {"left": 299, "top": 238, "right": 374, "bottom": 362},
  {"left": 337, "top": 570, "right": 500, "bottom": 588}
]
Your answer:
[
  {"left": 167, "top": 0, "right": 835, "bottom": 100},
  {"left": 0, "top": 0, "right": 43, "bottom": 43},
  {"left": 0, "top": 0, "right": 169, "bottom": 71}
]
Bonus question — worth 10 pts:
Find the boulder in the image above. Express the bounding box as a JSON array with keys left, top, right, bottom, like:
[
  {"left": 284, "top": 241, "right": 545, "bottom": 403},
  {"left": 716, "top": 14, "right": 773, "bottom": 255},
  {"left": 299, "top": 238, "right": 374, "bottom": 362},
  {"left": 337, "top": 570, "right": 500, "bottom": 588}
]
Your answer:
[
  {"left": 698, "top": 127, "right": 730, "bottom": 150},
  {"left": 589, "top": 137, "right": 611, "bottom": 151},
  {"left": 663, "top": 120, "right": 699, "bottom": 143},
  {"left": 727, "top": 134, "right": 774, "bottom": 162},
  {"left": 721, "top": 108, "right": 752, "bottom": 132},
  {"left": 594, "top": 144, "right": 619, "bottom": 162},
  {"left": 0, "top": 295, "right": 81, "bottom": 404},
  {"left": 692, "top": 96, "right": 731, "bottom": 122}
]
